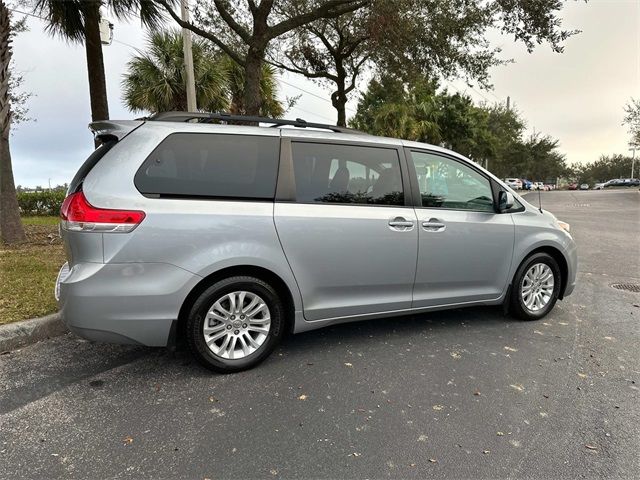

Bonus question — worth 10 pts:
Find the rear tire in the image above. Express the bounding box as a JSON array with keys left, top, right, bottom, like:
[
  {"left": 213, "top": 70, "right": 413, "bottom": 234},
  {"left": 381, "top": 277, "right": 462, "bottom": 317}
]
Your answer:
[
  {"left": 509, "top": 253, "right": 561, "bottom": 321},
  {"left": 186, "top": 276, "right": 285, "bottom": 373}
]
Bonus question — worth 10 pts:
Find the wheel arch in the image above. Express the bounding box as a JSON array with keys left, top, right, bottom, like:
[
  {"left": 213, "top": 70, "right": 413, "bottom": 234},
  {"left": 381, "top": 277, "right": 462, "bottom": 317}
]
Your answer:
[
  {"left": 174, "top": 265, "right": 297, "bottom": 346},
  {"left": 516, "top": 246, "right": 569, "bottom": 299}
]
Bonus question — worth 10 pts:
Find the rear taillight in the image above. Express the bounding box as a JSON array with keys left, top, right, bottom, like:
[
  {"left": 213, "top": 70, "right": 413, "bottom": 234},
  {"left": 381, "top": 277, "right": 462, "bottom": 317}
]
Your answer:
[{"left": 60, "top": 191, "right": 145, "bottom": 233}]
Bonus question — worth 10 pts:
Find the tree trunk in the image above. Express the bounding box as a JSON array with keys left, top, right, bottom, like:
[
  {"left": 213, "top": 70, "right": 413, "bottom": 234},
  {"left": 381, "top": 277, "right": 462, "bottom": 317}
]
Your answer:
[
  {"left": 82, "top": 1, "right": 108, "bottom": 146},
  {"left": 243, "top": 47, "right": 264, "bottom": 117},
  {"left": 0, "top": 0, "right": 25, "bottom": 244},
  {"left": 331, "top": 79, "right": 348, "bottom": 127}
]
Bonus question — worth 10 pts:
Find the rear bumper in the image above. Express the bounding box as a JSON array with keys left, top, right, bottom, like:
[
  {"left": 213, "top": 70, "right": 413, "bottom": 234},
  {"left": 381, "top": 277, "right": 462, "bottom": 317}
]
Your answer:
[{"left": 56, "top": 262, "right": 201, "bottom": 346}]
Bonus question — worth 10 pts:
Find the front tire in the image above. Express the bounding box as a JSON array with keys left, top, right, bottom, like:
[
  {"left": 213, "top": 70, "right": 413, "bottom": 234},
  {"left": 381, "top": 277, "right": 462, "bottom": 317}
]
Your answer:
[
  {"left": 186, "top": 276, "right": 285, "bottom": 373},
  {"left": 509, "top": 253, "right": 561, "bottom": 321}
]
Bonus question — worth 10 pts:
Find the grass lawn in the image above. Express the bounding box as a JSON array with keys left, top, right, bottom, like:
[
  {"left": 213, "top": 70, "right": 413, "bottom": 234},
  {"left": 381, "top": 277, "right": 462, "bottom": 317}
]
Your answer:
[{"left": 0, "top": 216, "right": 66, "bottom": 325}]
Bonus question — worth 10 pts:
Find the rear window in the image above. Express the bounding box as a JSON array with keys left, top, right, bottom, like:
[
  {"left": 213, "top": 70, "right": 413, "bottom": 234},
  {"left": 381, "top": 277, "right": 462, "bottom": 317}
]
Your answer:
[{"left": 135, "top": 133, "right": 280, "bottom": 200}]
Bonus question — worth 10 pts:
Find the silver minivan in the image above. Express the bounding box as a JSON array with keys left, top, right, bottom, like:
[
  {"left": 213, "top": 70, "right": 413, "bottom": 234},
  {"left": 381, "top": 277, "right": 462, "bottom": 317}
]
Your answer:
[{"left": 56, "top": 112, "right": 577, "bottom": 373}]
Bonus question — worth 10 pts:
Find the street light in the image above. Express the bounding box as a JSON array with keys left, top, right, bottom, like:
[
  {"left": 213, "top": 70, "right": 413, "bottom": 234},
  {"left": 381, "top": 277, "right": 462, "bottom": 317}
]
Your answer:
[{"left": 630, "top": 144, "right": 637, "bottom": 179}]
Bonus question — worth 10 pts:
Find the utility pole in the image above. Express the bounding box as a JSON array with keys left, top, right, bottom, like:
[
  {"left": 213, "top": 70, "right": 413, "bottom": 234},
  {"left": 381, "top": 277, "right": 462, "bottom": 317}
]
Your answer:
[
  {"left": 506, "top": 96, "right": 510, "bottom": 111},
  {"left": 181, "top": 0, "right": 197, "bottom": 112},
  {"left": 630, "top": 144, "right": 637, "bottom": 179}
]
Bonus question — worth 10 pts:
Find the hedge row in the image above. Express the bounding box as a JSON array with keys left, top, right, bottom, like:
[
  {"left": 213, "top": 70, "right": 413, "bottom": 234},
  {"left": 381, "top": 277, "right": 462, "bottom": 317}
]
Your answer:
[{"left": 17, "top": 190, "right": 66, "bottom": 216}]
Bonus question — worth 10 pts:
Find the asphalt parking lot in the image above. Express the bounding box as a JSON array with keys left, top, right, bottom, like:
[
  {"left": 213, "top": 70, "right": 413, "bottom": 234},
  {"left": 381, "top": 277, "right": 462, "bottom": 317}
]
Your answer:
[{"left": 1, "top": 190, "right": 638, "bottom": 479}]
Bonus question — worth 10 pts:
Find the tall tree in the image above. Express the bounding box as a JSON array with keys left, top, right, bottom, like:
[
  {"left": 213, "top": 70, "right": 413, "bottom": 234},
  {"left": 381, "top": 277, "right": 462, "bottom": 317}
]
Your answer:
[
  {"left": 275, "top": 0, "right": 580, "bottom": 126},
  {"left": 352, "top": 75, "right": 567, "bottom": 180},
  {"left": 268, "top": 7, "right": 374, "bottom": 126},
  {"left": 157, "top": 0, "right": 367, "bottom": 116},
  {"left": 0, "top": 0, "right": 25, "bottom": 243},
  {"left": 572, "top": 154, "right": 634, "bottom": 185},
  {"left": 123, "top": 29, "right": 228, "bottom": 113},
  {"left": 221, "top": 56, "right": 284, "bottom": 117},
  {"left": 623, "top": 98, "right": 640, "bottom": 146},
  {"left": 122, "top": 30, "right": 285, "bottom": 117},
  {"left": 34, "top": 0, "right": 164, "bottom": 135}
]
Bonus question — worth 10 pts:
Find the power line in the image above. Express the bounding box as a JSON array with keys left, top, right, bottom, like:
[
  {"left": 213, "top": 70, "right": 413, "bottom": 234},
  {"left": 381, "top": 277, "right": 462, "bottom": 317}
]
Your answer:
[
  {"left": 112, "top": 38, "right": 139, "bottom": 51},
  {"left": 278, "top": 77, "right": 357, "bottom": 114},
  {"left": 9, "top": 8, "right": 46, "bottom": 21},
  {"left": 289, "top": 103, "right": 336, "bottom": 123}
]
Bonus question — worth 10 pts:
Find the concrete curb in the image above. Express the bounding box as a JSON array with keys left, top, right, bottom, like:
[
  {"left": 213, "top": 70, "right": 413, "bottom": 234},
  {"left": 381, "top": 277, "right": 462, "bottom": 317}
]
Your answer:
[{"left": 0, "top": 313, "right": 67, "bottom": 353}]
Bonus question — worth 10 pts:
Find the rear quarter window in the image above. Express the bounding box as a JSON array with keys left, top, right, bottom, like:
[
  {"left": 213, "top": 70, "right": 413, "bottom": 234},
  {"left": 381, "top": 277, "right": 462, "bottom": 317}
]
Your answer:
[
  {"left": 135, "top": 133, "right": 280, "bottom": 200},
  {"left": 68, "top": 139, "right": 117, "bottom": 194}
]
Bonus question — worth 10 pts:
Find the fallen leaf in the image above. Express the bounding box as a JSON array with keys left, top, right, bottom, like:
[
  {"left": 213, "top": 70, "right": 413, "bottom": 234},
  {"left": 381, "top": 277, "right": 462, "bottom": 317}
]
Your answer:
[
  {"left": 344, "top": 362, "right": 353, "bottom": 367},
  {"left": 350, "top": 452, "right": 361, "bottom": 457},
  {"left": 473, "top": 390, "right": 481, "bottom": 396},
  {"left": 409, "top": 463, "right": 416, "bottom": 467},
  {"left": 123, "top": 436, "right": 133, "bottom": 445},
  {"left": 497, "top": 432, "right": 504, "bottom": 436},
  {"left": 208, "top": 396, "right": 218, "bottom": 403},
  {"left": 578, "top": 373, "right": 588, "bottom": 378},
  {"left": 483, "top": 450, "right": 490, "bottom": 454},
  {"left": 504, "top": 346, "right": 518, "bottom": 352},
  {"left": 558, "top": 322, "right": 569, "bottom": 326},
  {"left": 450, "top": 352, "right": 462, "bottom": 359},
  {"left": 604, "top": 336, "right": 614, "bottom": 341},
  {"left": 533, "top": 330, "right": 544, "bottom": 335},
  {"left": 432, "top": 405, "right": 444, "bottom": 411},
  {"left": 270, "top": 469, "right": 278, "bottom": 475},
  {"left": 417, "top": 434, "right": 428, "bottom": 442},
  {"left": 298, "top": 394, "right": 308, "bottom": 401},
  {"left": 429, "top": 458, "right": 437, "bottom": 463},
  {"left": 585, "top": 444, "right": 598, "bottom": 450},
  {"left": 510, "top": 384, "right": 524, "bottom": 392}
]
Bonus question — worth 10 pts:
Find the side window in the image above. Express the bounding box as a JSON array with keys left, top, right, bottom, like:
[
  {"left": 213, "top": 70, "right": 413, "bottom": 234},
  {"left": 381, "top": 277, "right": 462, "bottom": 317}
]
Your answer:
[
  {"left": 135, "top": 133, "right": 280, "bottom": 199},
  {"left": 291, "top": 142, "right": 404, "bottom": 206},
  {"left": 409, "top": 151, "right": 494, "bottom": 212}
]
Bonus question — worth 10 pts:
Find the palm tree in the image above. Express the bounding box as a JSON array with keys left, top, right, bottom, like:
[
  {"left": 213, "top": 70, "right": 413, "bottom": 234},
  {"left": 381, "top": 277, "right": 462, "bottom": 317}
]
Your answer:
[
  {"left": 0, "top": 0, "right": 25, "bottom": 243},
  {"left": 33, "top": 0, "right": 163, "bottom": 128},
  {"left": 122, "top": 30, "right": 227, "bottom": 113},
  {"left": 222, "top": 56, "right": 284, "bottom": 118},
  {"left": 122, "top": 29, "right": 284, "bottom": 117}
]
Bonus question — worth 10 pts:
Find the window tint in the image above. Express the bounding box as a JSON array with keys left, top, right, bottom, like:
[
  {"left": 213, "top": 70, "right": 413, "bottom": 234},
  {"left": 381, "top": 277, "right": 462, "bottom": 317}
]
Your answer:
[
  {"left": 292, "top": 142, "right": 404, "bottom": 206},
  {"left": 410, "top": 151, "right": 494, "bottom": 212},
  {"left": 135, "top": 133, "right": 279, "bottom": 199}
]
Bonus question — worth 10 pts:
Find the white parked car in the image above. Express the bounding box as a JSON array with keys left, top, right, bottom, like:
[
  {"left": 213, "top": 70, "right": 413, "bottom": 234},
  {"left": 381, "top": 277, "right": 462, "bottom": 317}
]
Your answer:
[{"left": 504, "top": 178, "right": 523, "bottom": 190}]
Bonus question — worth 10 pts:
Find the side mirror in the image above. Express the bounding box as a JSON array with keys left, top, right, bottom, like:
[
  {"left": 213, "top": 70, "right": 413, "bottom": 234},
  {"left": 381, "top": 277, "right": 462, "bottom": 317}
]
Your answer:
[{"left": 499, "top": 191, "right": 514, "bottom": 212}]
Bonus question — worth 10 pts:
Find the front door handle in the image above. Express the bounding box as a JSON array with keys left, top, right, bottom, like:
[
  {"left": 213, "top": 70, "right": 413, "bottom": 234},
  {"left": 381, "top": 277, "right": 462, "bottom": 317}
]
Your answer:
[
  {"left": 389, "top": 217, "right": 414, "bottom": 231},
  {"left": 422, "top": 218, "right": 446, "bottom": 232}
]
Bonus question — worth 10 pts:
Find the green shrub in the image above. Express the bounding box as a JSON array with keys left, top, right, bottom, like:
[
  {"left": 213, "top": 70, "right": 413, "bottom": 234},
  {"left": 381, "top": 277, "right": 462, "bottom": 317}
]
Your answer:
[{"left": 17, "top": 190, "right": 66, "bottom": 216}]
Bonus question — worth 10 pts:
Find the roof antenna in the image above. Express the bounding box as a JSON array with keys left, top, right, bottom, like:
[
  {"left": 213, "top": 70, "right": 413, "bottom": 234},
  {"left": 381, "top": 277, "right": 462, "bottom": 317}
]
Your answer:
[{"left": 538, "top": 186, "right": 543, "bottom": 213}]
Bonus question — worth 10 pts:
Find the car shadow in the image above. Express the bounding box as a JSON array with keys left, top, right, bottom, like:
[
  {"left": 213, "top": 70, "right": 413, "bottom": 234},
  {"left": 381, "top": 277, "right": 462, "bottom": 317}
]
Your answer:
[{"left": 281, "top": 305, "right": 510, "bottom": 354}]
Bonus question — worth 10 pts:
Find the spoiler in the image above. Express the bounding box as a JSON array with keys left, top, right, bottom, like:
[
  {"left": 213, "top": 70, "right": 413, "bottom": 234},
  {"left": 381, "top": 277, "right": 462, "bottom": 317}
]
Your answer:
[{"left": 89, "top": 120, "right": 144, "bottom": 142}]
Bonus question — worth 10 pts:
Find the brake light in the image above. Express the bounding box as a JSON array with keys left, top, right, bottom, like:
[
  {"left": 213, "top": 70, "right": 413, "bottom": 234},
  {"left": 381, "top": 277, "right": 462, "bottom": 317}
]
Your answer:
[{"left": 60, "top": 191, "right": 145, "bottom": 233}]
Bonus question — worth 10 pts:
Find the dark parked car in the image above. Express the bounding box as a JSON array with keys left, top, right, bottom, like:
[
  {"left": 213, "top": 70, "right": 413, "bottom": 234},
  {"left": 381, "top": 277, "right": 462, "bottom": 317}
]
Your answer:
[{"left": 604, "top": 178, "right": 640, "bottom": 188}]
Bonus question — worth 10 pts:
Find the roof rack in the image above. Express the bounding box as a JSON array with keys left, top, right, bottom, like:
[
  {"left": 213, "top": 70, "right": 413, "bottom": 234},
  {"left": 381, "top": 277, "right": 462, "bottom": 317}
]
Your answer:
[{"left": 144, "top": 111, "right": 365, "bottom": 135}]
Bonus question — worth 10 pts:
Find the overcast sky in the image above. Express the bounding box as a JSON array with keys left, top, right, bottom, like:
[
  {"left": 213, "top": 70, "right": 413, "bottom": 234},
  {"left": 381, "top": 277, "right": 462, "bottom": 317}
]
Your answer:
[{"left": 9, "top": 0, "right": 640, "bottom": 188}]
